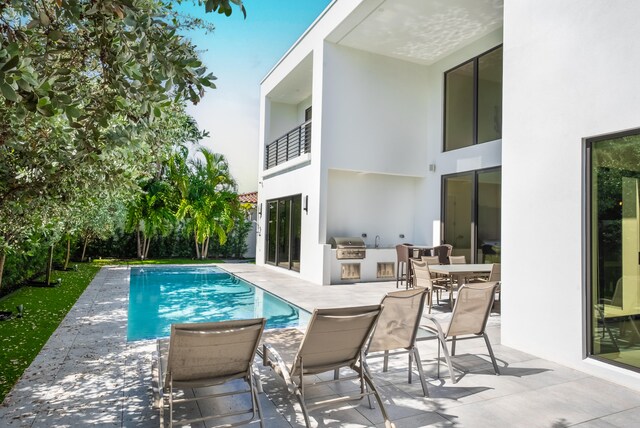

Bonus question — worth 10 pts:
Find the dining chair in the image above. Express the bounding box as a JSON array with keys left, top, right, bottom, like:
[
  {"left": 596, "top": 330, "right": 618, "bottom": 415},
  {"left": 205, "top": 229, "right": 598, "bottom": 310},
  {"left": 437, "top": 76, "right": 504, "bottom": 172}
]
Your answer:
[
  {"left": 449, "top": 255, "right": 466, "bottom": 264},
  {"left": 433, "top": 245, "right": 451, "bottom": 265},
  {"left": 420, "top": 282, "right": 500, "bottom": 383},
  {"left": 412, "top": 259, "right": 448, "bottom": 313},
  {"left": 471, "top": 263, "right": 501, "bottom": 304},
  {"left": 367, "top": 288, "right": 430, "bottom": 396}
]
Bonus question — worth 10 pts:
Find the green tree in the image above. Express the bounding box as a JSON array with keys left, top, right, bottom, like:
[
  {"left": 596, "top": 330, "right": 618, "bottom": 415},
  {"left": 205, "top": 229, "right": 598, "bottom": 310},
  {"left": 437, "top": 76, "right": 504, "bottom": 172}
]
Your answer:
[
  {"left": 0, "top": 0, "right": 243, "bottom": 288},
  {"left": 173, "top": 147, "right": 240, "bottom": 259}
]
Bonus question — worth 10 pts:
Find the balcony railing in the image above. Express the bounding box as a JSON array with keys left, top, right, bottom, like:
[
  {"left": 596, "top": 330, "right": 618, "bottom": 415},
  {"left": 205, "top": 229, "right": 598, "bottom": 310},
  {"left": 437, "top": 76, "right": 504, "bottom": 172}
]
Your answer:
[{"left": 265, "top": 120, "right": 311, "bottom": 170}]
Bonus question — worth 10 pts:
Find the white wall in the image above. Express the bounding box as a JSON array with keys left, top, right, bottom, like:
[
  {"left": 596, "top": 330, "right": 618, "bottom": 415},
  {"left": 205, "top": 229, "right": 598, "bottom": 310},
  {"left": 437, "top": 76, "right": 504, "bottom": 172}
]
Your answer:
[
  {"left": 321, "top": 43, "right": 429, "bottom": 177},
  {"left": 502, "top": 0, "right": 640, "bottom": 389},
  {"left": 268, "top": 102, "right": 298, "bottom": 143},
  {"left": 326, "top": 170, "right": 420, "bottom": 247}
]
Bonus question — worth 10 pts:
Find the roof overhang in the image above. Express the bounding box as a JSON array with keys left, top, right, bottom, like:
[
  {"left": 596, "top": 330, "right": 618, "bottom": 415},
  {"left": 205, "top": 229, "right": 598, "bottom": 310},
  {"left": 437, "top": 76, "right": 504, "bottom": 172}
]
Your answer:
[{"left": 328, "top": 0, "right": 503, "bottom": 66}]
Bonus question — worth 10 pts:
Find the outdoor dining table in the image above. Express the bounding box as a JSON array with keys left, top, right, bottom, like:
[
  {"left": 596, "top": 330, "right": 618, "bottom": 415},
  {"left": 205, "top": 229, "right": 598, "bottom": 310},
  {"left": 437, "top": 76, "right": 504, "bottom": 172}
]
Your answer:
[{"left": 428, "top": 263, "right": 493, "bottom": 305}]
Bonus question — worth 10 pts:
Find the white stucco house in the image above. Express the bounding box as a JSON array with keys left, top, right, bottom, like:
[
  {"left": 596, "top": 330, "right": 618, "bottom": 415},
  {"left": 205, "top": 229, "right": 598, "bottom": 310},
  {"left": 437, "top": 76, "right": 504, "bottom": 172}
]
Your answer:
[{"left": 255, "top": 0, "right": 640, "bottom": 390}]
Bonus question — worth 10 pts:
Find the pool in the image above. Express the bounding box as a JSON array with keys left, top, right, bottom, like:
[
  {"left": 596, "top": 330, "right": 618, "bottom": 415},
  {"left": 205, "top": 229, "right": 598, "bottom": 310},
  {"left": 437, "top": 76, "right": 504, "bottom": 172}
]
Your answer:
[{"left": 127, "top": 266, "right": 310, "bottom": 341}]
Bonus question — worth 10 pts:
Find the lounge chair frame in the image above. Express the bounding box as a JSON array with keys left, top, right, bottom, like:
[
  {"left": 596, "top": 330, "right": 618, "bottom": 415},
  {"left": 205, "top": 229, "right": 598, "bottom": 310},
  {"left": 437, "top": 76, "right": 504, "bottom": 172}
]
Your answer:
[
  {"left": 154, "top": 318, "right": 266, "bottom": 428},
  {"left": 262, "top": 305, "right": 394, "bottom": 428}
]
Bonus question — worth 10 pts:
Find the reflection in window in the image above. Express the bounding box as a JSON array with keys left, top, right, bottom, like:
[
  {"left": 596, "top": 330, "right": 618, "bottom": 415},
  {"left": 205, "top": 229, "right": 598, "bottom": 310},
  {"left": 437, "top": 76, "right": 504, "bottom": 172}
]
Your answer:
[
  {"left": 589, "top": 132, "right": 640, "bottom": 370},
  {"left": 444, "top": 46, "right": 503, "bottom": 151}
]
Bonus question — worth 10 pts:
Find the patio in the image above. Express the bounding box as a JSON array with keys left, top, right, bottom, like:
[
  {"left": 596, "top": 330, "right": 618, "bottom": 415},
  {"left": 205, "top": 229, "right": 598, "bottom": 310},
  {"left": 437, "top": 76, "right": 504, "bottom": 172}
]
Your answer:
[{"left": 1, "top": 264, "right": 640, "bottom": 427}]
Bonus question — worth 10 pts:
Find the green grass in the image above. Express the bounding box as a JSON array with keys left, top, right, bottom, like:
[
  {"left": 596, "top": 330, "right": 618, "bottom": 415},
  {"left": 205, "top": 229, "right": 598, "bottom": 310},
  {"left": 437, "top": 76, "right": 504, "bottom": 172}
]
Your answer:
[
  {"left": 92, "top": 257, "right": 224, "bottom": 265},
  {"left": 0, "top": 263, "right": 101, "bottom": 403}
]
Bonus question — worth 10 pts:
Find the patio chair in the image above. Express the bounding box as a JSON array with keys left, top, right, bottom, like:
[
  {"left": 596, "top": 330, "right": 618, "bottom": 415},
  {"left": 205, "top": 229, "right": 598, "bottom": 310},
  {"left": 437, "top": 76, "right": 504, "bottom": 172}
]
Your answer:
[
  {"left": 421, "top": 255, "right": 440, "bottom": 265},
  {"left": 262, "top": 305, "right": 394, "bottom": 428},
  {"left": 449, "top": 255, "right": 466, "bottom": 264},
  {"left": 471, "top": 263, "right": 501, "bottom": 302},
  {"left": 155, "top": 318, "right": 266, "bottom": 428},
  {"left": 433, "top": 244, "right": 452, "bottom": 264},
  {"left": 420, "top": 282, "right": 500, "bottom": 384},
  {"left": 412, "top": 259, "right": 448, "bottom": 313},
  {"left": 367, "top": 288, "right": 430, "bottom": 396},
  {"left": 395, "top": 243, "right": 413, "bottom": 289}
]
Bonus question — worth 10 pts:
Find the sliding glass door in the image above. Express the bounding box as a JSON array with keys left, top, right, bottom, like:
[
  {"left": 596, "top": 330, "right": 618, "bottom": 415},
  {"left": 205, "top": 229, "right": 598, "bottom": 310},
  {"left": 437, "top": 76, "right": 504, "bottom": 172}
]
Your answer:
[
  {"left": 442, "top": 168, "right": 501, "bottom": 263},
  {"left": 266, "top": 195, "right": 301, "bottom": 272},
  {"left": 588, "top": 131, "right": 640, "bottom": 370}
]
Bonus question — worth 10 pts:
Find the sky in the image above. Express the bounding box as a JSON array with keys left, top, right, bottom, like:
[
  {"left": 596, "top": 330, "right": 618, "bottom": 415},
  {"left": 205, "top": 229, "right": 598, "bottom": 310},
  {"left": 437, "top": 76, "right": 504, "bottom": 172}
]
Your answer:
[{"left": 178, "top": 1, "right": 332, "bottom": 193}]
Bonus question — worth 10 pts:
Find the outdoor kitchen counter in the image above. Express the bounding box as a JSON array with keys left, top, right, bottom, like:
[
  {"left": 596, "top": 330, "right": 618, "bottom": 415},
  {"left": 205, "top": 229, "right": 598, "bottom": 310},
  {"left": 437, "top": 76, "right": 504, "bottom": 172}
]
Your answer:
[{"left": 328, "top": 247, "right": 396, "bottom": 284}]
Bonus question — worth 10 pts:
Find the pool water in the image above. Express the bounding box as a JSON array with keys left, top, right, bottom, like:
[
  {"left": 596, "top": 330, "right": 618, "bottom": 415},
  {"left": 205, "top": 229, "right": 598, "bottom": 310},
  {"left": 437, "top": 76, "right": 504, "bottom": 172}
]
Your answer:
[{"left": 127, "top": 266, "right": 309, "bottom": 341}]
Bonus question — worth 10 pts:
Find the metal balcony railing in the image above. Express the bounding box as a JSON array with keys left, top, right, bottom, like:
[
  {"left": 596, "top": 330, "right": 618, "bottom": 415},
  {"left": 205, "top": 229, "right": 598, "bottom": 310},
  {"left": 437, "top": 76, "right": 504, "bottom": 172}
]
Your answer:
[{"left": 265, "top": 120, "right": 311, "bottom": 170}]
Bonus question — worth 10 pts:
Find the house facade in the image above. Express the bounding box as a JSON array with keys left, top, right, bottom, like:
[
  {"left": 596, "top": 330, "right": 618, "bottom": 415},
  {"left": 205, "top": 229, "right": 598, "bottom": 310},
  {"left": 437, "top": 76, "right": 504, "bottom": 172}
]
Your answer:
[{"left": 256, "top": 0, "right": 640, "bottom": 389}]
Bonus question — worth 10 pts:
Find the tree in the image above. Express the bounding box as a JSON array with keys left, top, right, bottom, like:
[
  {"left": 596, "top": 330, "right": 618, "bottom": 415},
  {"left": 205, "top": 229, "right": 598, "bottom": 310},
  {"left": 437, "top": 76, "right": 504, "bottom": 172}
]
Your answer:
[
  {"left": 173, "top": 147, "right": 240, "bottom": 259},
  {"left": 0, "top": 0, "right": 243, "bottom": 288}
]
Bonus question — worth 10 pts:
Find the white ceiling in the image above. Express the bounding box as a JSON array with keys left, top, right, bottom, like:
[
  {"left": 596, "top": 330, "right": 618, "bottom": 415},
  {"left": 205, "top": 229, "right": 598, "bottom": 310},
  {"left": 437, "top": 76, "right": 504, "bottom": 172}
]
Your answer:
[
  {"left": 335, "top": 0, "right": 503, "bottom": 65},
  {"left": 266, "top": 0, "right": 503, "bottom": 105}
]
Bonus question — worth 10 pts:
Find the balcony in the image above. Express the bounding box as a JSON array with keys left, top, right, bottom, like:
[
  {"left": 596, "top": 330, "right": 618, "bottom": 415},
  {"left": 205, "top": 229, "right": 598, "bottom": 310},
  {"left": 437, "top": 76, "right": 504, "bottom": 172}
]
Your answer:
[{"left": 265, "top": 120, "right": 311, "bottom": 170}]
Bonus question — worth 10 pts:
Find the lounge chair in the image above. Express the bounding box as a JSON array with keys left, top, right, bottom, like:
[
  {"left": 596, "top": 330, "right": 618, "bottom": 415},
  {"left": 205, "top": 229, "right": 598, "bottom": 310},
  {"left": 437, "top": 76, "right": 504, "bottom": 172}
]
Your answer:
[
  {"left": 262, "top": 305, "right": 394, "bottom": 428},
  {"left": 420, "top": 282, "right": 500, "bottom": 383},
  {"left": 367, "top": 289, "right": 430, "bottom": 396},
  {"left": 155, "top": 318, "right": 266, "bottom": 428}
]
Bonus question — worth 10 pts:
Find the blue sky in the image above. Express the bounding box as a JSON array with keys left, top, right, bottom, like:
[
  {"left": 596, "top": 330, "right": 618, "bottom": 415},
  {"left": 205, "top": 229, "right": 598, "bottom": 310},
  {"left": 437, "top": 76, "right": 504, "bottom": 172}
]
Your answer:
[{"left": 179, "top": 1, "right": 332, "bottom": 192}]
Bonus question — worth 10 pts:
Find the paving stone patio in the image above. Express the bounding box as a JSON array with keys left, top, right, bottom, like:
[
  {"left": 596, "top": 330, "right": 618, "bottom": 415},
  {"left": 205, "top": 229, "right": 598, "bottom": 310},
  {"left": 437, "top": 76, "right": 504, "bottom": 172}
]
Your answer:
[{"left": 1, "top": 264, "right": 640, "bottom": 427}]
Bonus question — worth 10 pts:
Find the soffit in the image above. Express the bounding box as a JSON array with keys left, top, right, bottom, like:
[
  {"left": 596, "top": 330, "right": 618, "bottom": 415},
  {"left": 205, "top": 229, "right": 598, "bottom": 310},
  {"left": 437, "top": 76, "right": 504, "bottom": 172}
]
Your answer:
[
  {"left": 266, "top": 54, "right": 313, "bottom": 105},
  {"left": 333, "top": 0, "right": 503, "bottom": 66}
]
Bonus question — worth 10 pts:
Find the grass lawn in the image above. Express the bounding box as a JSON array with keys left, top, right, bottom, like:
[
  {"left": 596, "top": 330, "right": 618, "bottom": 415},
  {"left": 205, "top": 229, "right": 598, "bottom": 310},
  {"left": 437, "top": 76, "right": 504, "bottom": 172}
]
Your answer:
[
  {"left": 0, "top": 263, "right": 101, "bottom": 403},
  {"left": 0, "top": 258, "right": 236, "bottom": 403}
]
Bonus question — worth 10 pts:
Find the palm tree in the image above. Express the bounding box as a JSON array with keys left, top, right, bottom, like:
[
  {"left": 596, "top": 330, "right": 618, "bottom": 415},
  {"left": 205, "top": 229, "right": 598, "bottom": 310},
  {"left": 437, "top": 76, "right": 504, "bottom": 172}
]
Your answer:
[
  {"left": 172, "top": 147, "right": 240, "bottom": 259},
  {"left": 126, "top": 179, "right": 176, "bottom": 259}
]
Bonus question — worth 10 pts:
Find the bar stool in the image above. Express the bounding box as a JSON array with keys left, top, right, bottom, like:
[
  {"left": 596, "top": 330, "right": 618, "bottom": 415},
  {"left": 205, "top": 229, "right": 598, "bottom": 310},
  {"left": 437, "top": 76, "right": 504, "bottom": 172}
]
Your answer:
[{"left": 395, "top": 243, "right": 413, "bottom": 288}]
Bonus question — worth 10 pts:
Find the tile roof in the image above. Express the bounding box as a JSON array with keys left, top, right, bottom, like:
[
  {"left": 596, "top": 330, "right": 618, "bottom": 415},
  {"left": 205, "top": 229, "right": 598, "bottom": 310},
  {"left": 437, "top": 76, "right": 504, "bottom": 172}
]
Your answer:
[{"left": 238, "top": 191, "right": 258, "bottom": 204}]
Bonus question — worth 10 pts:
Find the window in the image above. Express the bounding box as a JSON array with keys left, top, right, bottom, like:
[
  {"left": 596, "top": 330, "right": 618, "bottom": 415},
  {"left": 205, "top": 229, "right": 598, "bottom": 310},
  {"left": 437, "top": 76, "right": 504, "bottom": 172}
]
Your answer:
[
  {"left": 442, "top": 168, "right": 501, "bottom": 263},
  {"left": 266, "top": 195, "right": 301, "bottom": 272},
  {"left": 587, "top": 130, "right": 640, "bottom": 371},
  {"left": 444, "top": 46, "right": 503, "bottom": 151}
]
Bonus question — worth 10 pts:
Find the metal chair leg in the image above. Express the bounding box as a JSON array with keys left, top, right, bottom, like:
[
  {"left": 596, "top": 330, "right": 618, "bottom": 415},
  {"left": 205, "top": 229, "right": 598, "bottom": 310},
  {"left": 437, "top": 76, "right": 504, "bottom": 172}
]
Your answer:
[
  {"left": 439, "top": 336, "right": 457, "bottom": 384},
  {"left": 412, "top": 347, "right": 429, "bottom": 397},
  {"left": 483, "top": 333, "right": 500, "bottom": 375}
]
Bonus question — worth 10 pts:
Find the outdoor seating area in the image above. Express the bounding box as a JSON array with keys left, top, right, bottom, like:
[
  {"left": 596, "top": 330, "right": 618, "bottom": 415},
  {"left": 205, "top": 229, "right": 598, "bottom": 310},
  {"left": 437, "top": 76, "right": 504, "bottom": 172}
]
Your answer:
[{"left": 2, "top": 264, "right": 640, "bottom": 428}]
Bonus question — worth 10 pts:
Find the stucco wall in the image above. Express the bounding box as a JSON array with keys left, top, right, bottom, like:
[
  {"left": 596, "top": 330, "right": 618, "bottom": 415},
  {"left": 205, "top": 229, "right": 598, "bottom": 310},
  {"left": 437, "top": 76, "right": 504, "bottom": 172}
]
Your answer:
[
  {"left": 321, "top": 43, "right": 429, "bottom": 176},
  {"left": 502, "top": 0, "right": 640, "bottom": 389},
  {"left": 326, "top": 170, "right": 420, "bottom": 247}
]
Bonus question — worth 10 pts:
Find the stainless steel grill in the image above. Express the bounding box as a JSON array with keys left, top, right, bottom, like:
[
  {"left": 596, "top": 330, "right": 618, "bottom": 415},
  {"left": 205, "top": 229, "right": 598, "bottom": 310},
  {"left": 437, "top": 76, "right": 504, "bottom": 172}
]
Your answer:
[{"left": 329, "top": 237, "right": 366, "bottom": 260}]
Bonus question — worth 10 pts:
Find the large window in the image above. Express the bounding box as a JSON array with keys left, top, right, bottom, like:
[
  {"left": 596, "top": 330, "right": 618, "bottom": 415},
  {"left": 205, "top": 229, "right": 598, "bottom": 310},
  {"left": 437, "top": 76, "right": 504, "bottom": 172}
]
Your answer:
[
  {"left": 444, "top": 46, "right": 503, "bottom": 151},
  {"left": 588, "top": 130, "right": 640, "bottom": 371},
  {"left": 266, "top": 195, "right": 301, "bottom": 272},
  {"left": 442, "top": 168, "right": 501, "bottom": 263}
]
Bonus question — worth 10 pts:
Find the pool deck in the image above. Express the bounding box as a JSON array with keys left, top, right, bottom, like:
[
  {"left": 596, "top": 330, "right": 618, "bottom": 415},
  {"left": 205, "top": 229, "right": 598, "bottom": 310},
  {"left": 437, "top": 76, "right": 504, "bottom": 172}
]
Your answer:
[{"left": 1, "top": 263, "right": 640, "bottom": 427}]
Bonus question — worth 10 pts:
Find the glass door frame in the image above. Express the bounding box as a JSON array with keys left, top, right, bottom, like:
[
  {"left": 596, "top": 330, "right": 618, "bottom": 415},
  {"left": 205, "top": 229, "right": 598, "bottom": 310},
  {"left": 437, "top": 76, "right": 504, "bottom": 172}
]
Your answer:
[
  {"left": 441, "top": 166, "right": 502, "bottom": 264},
  {"left": 585, "top": 127, "right": 640, "bottom": 372},
  {"left": 265, "top": 194, "right": 302, "bottom": 272}
]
